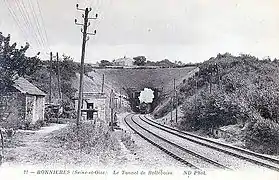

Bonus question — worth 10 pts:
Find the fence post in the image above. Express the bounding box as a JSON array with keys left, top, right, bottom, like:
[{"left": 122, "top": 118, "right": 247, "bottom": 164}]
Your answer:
[{"left": 0, "top": 128, "right": 4, "bottom": 165}]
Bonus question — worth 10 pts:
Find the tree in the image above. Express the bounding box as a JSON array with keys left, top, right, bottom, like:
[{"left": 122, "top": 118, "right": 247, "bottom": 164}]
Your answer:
[
  {"left": 0, "top": 32, "right": 40, "bottom": 91},
  {"left": 155, "top": 59, "right": 175, "bottom": 67},
  {"left": 99, "top": 60, "right": 113, "bottom": 67},
  {"left": 0, "top": 32, "right": 40, "bottom": 128},
  {"left": 60, "top": 55, "right": 78, "bottom": 81},
  {"left": 58, "top": 55, "right": 78, "bottom": 98},
  {"left": 145, "top": 60, "right": 156, "bottom": 66},
  {"left": 133, "top": 56, "right": 146, "bottom": 66},
  {"left": 177, "top": 61, "right": 184, "bottom": 66}
]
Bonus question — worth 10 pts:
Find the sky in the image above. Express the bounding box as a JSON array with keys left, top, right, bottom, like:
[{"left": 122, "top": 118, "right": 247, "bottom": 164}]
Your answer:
[{"left": 1, "top": 0, "right": 279, "bottom": 63}]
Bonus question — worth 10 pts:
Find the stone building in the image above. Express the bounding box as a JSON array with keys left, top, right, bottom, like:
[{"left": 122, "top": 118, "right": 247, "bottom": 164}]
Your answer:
[
  {"left": 74, "top": 92, "right": 106, "bottom": 121},
  {"left": 0, "top": 77, "right": 46, "bottom": 128},
  {"left": 113, "top": 56, "right": 134, "bottom": 67}
]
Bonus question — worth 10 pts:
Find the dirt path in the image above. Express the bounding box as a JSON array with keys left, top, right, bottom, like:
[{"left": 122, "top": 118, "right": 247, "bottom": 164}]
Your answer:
[{"left": 2, "top": 123, "right": 67, "bottom": 167}]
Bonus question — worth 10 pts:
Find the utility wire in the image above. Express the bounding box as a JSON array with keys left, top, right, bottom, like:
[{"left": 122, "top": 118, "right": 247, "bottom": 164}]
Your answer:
[
  {"left": 26, "top": 0, "right": 45, "bottom": 48},
  {"left": 36, "top": 0, "right": 50, "bottom": 51},
  {"left": 15, "top": 0, "right": 41, "bottom": 47},
  {"left": 2, "top": 0, "right": 49, "bottom": 54},
  {"left": 29, "top": 0, "right": 47, "bottom": 49},
  {"left": 15, "top": 0, "right": 40, "bottom": 46},
  {"left": 2, "top": 0, "right": 28, "bottom": 42}
]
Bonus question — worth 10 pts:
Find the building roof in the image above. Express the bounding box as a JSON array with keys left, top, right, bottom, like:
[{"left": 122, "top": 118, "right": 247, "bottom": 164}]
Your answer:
[
  {"left": 73, "top": 92, "right": 106, "bottom": 100},
  {"left": 13, "top": 77, "right": 46, "bottom": 96}
]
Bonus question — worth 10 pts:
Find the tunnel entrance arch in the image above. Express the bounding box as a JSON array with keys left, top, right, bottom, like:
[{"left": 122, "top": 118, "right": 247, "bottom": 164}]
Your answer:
[{"left": 125, "top": 86, "right": 163, "bottom": 113}]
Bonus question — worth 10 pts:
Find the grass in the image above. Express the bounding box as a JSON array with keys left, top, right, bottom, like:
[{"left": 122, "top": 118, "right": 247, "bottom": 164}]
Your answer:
[
  {"left": 120, "top": 130, "right": 137, "bottom": 153},
  {"left": 2, "top": 121, "right": 135, "bottom": 167},
  {"left": 47, "top": 122, "right": 121, "bottom": 164}
]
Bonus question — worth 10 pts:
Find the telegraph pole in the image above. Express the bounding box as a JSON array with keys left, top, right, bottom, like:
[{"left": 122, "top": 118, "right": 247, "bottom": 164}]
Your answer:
[
  {"left": 216, "top": 63, "right": 221, "bottom": 90},
  {"left": 170, "top": 97, "right": 173, "bottom": 122},
  {"left": 174, "top": 78, "right": 178, "bottom": 123},
  {"left": 56, "top": 52, "right": 61, "bottom": 123},
  {"left": 119, "top": 88, "right": 122, "bottom": 108},
  {"left": 56, "top": 52, "right": 62, "bottom": 100},
  {"left": 195, "top": 71, "right": 198, "bottom": 113},
  {"left": 209, "top": 65, "right": 213, "bottom": 94},
  {"left": 75, "top": 4, "right": 98, "bottom": 128},
  {"left": 101, "top": 74, "right": 105, "bottom": 93},
  {"left": 109, "top": 89, "right": 115, "bottom": 131},
  {"left": 195, "top": 69, "right": 201, "bottom": 124},
  {"left": 49, "top": 52, "right": 53, "bottom": 103}
]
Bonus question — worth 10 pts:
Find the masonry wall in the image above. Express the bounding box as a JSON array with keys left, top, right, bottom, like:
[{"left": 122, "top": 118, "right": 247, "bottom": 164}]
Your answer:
[
  {"left": 93, "top": 98, "right": 106, "bottom": 121},
  {"left": 26, "top": 95, "right": 45, "bottom": 124},
  {"left": 75, "top": 96, "right": 106, "bottom": 121},
  {"left": 0, "top": 92, "right": 26, "bottom": 129}
]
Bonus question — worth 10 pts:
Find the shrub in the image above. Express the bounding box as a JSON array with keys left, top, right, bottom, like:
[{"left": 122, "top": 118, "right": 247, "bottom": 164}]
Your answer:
[
  {"left": 245, "top": 119, "right": 279, "bottom": 154},
  {"left": 153, "top": 99, "right": 173, "bottom": 118},
  {"left": 24, "top": 119, "right": 46, "bottom": 130},
  {"left": 49, "top": 122, "right": 120, "bottom": 154},
  {"left": 181, "top": 90, "right": 242, "bottom": 131},
  {"left": 120, "top": 131, "right": 137, "bottom": 151}
]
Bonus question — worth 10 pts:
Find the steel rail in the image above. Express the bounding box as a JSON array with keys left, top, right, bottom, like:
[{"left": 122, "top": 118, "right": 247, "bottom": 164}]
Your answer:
[
  {"left": 141, "top": 114, "right": 279, "bottom": 172},
  {"left": 125, "top": 114, "right": 231, "bottom": 170}
]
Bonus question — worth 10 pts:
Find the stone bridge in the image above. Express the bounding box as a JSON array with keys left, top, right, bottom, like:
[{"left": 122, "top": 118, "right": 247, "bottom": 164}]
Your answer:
[{"left": 91, "top": 66, "right": 197, "bottom": 113}]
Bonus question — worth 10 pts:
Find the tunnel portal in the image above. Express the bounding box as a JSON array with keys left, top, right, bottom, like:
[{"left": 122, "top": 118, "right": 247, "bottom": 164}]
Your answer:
[{"left": 125, "top": 87, "right": 162, "bottom": 114}]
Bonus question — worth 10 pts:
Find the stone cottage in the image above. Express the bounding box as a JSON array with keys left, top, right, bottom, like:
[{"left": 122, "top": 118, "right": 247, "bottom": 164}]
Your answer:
[
  {"left": 0, "top": 77, "right": 46, "bottom": 128},
  {"left": 113, "top": 56, "right": 135, "bottom": 67}
]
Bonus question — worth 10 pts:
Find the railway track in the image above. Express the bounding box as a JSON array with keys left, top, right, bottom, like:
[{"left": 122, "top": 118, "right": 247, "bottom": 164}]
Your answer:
[
  {"left": 139, "top": 114, "right": 279, "bottom": 172},
  {"left": 124, "top": 114, "right": 232, "bottom": 170}
]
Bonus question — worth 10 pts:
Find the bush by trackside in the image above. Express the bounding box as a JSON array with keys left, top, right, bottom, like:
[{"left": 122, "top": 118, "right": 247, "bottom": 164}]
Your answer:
[
  {"left": 48, "top": 121, "right": 120, "bottom": 155},
  {"left": 244, "top": 119, "right": 279, "bottom": 154}
]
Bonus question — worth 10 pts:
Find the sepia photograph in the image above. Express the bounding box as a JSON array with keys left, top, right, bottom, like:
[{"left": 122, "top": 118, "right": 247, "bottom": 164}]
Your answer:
[{"left": 0, "top": 0, "right": 279, "bottom": 179}]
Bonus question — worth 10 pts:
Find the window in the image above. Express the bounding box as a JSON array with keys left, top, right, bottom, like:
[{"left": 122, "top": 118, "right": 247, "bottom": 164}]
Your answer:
[{"left": 87, "top": 103, "right": 94, "bottom": 109}]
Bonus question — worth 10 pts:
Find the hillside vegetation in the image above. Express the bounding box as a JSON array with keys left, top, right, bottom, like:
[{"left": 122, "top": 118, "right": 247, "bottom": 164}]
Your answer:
[{"left": 176, "top": 53, "right": 279, "bottom": 154}]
